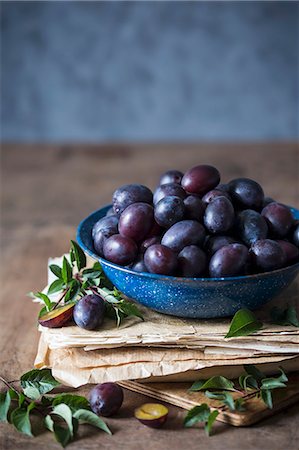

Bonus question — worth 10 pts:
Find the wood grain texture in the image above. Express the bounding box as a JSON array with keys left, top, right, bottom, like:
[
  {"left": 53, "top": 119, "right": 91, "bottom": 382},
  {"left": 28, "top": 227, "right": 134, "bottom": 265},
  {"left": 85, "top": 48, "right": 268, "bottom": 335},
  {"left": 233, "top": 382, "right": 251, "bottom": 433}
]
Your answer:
[
  {"left": 1, "top": 143, "right": 299, "bottom": 449},
  {"left": 120, "top": 374, "right": 299, "bottom": 426}
]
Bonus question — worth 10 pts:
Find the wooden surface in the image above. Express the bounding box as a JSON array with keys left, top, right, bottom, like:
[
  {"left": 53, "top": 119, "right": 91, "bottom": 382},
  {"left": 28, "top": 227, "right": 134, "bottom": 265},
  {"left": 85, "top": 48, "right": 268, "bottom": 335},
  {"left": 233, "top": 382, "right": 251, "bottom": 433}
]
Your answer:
[
  {"left": 1, "top": 142, "right": 299, "bottom": 450},
  {"left": 120, "top": 374, "right": 299, "bottom": 426}
]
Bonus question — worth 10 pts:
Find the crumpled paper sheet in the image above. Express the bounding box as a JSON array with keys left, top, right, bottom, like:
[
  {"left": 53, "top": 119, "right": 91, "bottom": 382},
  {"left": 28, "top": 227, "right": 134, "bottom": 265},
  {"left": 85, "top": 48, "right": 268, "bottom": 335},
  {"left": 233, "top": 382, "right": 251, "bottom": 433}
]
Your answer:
[{"left": 35, "top": 333, "right": 299, "bottom": 387}]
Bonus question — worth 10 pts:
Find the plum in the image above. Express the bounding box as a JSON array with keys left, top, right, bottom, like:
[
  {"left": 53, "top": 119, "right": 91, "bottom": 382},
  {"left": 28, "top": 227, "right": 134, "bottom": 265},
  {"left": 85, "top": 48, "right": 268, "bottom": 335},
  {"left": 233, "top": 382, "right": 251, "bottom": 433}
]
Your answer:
[
  {"left": 209, "top": 243, "right": 248, "bottom": 277},
  {"left": 112, "top": 184, "right": 153, "bottom": 215},
  {"left": 181, "top": 165, "right": 220, "bottom": 195},
  {"left": 73, "top": 294, "right": 105, "bottom": 330},
  {"left": 144, "top": 244, "right": 177, "bottom": 275},
  {"left": 159, "top": 169, "right": 183, "bottom": 185},
  {"left": 89, "top": 382, "right": 124, "bottom": 417},
  {"left": 161, "top": 220, "right": 206, "bottom": 252},
  {"left": 103, "top": 234, "right": 138, "bottom": 266}
]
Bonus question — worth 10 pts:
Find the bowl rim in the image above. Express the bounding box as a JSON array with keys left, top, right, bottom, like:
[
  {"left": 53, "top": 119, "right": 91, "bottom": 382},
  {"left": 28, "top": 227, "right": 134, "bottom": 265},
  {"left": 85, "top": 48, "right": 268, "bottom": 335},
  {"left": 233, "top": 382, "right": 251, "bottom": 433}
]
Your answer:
[{"left": 77, "top": 204, "right": 299, "bottom": 283}]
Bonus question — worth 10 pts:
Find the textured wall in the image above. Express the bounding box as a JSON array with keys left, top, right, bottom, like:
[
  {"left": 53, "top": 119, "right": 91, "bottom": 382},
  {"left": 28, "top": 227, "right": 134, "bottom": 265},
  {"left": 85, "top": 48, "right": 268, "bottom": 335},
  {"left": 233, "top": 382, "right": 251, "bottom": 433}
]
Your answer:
[{"left": 1, "top": 1, "right": 298, "bottom": 141}]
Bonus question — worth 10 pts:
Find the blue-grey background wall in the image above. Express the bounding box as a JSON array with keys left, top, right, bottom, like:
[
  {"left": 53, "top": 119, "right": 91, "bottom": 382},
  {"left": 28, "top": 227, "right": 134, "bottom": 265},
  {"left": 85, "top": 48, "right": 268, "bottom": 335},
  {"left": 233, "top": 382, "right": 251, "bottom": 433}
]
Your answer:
[{"left": 1, "top": 1, "right": 298, "bottom": 142}]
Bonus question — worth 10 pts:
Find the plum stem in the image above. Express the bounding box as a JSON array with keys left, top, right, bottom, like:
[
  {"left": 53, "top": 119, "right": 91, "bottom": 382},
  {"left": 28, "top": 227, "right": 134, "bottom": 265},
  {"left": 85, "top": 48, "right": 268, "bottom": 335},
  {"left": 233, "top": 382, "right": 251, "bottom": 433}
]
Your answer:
[
  {"left": 52, "top": 288, "right": 69, "bottom": 310},
  {"left": 0, "top": 375, "right": 20, "bottom": 395}
]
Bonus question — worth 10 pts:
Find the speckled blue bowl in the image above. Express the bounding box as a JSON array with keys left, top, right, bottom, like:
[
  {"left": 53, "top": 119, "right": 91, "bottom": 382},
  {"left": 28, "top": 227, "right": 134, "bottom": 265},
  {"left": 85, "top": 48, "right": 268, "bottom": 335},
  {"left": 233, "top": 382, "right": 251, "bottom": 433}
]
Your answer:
[{"left": 77, "top": 205, "right": 299, "bottom": 319}]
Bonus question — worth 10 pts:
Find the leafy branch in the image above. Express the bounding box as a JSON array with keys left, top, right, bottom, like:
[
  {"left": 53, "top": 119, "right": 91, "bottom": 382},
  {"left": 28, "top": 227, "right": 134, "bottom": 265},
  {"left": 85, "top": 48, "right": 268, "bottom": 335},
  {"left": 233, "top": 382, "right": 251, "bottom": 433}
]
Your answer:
[
  {"left": 185, "top": 364, "right": 290, "bottom": 435},
  {"left": 0, "top": 369, "right": 111, "bottom": 447},
  {"left": 29, "top": 240, "right": 143, "bottom": 327}
]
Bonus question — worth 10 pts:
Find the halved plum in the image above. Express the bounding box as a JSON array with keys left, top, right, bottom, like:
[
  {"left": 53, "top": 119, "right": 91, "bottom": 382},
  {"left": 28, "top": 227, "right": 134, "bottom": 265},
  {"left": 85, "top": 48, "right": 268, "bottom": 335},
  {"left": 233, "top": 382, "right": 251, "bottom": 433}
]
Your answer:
[
  {"left": 38, "top": 303, "right": 74, "bottom": 328},
  {"left": 134, "top": 403, "right": 168, "bottom": 428}
]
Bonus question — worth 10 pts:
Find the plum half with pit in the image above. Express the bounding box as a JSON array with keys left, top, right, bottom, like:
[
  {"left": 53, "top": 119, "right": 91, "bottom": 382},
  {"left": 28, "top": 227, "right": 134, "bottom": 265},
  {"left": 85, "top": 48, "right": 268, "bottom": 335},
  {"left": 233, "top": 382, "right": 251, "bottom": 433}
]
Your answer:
[
  {"left": 135, "top": 403, "right": 168, "bottom": 428},
  {"left": 89, "top": 382, "right": 124, "bottom": 417},
  {"left": 38, "top": 303, "right": 75, "bottom": 328}
]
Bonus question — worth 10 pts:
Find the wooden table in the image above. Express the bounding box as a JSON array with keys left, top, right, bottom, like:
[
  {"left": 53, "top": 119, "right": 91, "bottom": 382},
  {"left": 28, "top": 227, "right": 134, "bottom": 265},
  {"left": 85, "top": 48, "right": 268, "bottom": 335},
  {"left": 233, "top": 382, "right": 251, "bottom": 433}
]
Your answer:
[{"left": 1, "top": 143, "right": 299, "bottom": 450}]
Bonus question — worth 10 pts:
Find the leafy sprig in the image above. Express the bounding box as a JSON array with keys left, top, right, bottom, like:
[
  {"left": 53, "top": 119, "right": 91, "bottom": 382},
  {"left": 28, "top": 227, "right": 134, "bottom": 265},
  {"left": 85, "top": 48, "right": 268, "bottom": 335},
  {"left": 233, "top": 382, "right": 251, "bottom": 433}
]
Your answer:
[
  {"left": 30, "top": 240, "right": 143, "bottom": 326},
  {"left": 225, "top": 306, "right": 299, "bottom": 339},
  {"left": 0, "top": 369, "right": 111, "bottom": 447},
  {"left": 185, "top": 364, "right": 290, "bottom": 435}
]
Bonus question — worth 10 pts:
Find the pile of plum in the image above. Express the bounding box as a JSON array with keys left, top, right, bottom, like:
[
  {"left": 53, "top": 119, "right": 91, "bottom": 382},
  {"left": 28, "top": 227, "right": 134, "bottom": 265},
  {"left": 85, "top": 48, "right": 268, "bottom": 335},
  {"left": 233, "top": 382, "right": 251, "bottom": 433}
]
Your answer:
[{"left": 92, "top": 165, "right": 299, "bottom": 278}]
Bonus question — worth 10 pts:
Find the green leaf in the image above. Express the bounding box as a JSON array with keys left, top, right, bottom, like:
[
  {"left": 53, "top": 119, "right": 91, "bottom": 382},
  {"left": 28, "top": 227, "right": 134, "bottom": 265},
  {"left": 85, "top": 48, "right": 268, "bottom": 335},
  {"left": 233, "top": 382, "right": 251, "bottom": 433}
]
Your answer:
[
  {"left": 73, "top": 409, "right": 112, "bottom": 435},
  {"left": 117, "top": 300, "right": 144, "bottom": 321},
  {"left": 98, "top": 287, "right": 121, "bottom": 304},
  {"left": 44, "top": 414, "right": 54, "bottom": 432},
  {"left": 261, "top": 379, "right": 287, "bottom": 390},
  {"left": 189, "top": 376, "right": 235, "bottom": 392},
  {"left": 52, "top": 394, "right": 90, "bottom": 414},
  {"left": 48, "top": 279, "right": 65, "bottom": 295},
  {"left": 82, "top": 269, "right": 102, "bottom": 280},
  {"left": 71, "top": 240, "right": 86, "bottom": 271},
  {"left": 92, "top": 262, "right": 102, "bottom": 271},
  {"left": 189, "top": 380, "right": 205, "bottom": 391},
  {"left": 184, "top": 404, "right": 211, "bottom": 428},
  {"left": 20, "top": 369, "right": 60, "bottom": 397},
  {"left": 11, "top": 402, "right": 35, "bottom": 436},
  {"left": 260, "top": 369, "right": 288, "bottom": 390},
  {"left": 62, "top": 257, "right": 73, "bottom": 284},
  {"left": 238, "top": 374, "right": 258, "bottom": 391},
  {"left": 34, "top": 292, "right": 52, "bottom": 311},
  {"left": 23, "top": 386, "right": 41, "bottom": 401},
  {"left": 38, "top": 303, "right": 56, "bottom": 319},
  {"left": 64, "top": 280, "right": 81, "bottom": 303},
  {"left": 244, "top": 365, "right": 265, "bottom": 383},
  {"left": 70, "top": 247, "right": 76, "bottom": 267},
  {"left": 54, "top": 424, "right": 72, "bottom": 448},
  {"left": 0, "top": 391, "right": 11, "bottom": 422},
  {"left": 270, "top": 306, "right": 299, "bottom": 327},
  {"left": 205, "top": 391, "right": 236, "bottom": 411},
  {"left": 260, "top": 390, "right": 273, "bottom": 409},
  {"left": 8, "top": 389, "right": 19, "bottom": 401},
  {"left": 45, "top": 413, "right": 78, "bottom": 442},
  {"left": 204, "top": 410, "right": 219, "bottom": 436},
  {"left": 52, "top": 404, "right": 74, "bottom": 437},
  {"left": 225, "top": 309, "right": 263, "bottom": 338},
  {"left": 49, "top": 264, "right": 62, "bottom": 279},
  {"left": 18, "top": 393, "right": 26, "bottom": 407}
]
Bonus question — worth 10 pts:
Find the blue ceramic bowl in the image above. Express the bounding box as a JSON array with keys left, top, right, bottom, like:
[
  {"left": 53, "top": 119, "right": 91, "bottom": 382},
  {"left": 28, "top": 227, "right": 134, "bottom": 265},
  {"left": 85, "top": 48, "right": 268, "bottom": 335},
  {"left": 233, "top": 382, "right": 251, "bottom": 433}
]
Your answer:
[{"left": 77, "top": 205, "right": 299, "bottom": 319}]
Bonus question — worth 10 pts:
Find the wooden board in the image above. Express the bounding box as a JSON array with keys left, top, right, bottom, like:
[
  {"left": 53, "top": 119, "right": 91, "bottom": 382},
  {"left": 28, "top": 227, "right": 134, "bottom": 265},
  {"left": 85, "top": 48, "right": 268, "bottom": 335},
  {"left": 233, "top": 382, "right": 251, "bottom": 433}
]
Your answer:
[{"left": 119, "top": 373, "right": 299, "bottom": 426}]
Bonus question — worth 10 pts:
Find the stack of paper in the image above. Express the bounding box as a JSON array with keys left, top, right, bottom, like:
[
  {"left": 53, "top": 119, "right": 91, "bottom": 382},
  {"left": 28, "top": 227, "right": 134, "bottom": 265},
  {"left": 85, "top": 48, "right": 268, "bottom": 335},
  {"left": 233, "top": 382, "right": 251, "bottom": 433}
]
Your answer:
[{"left": 34, "top": 257, "right": 299, "bottom": 388}]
